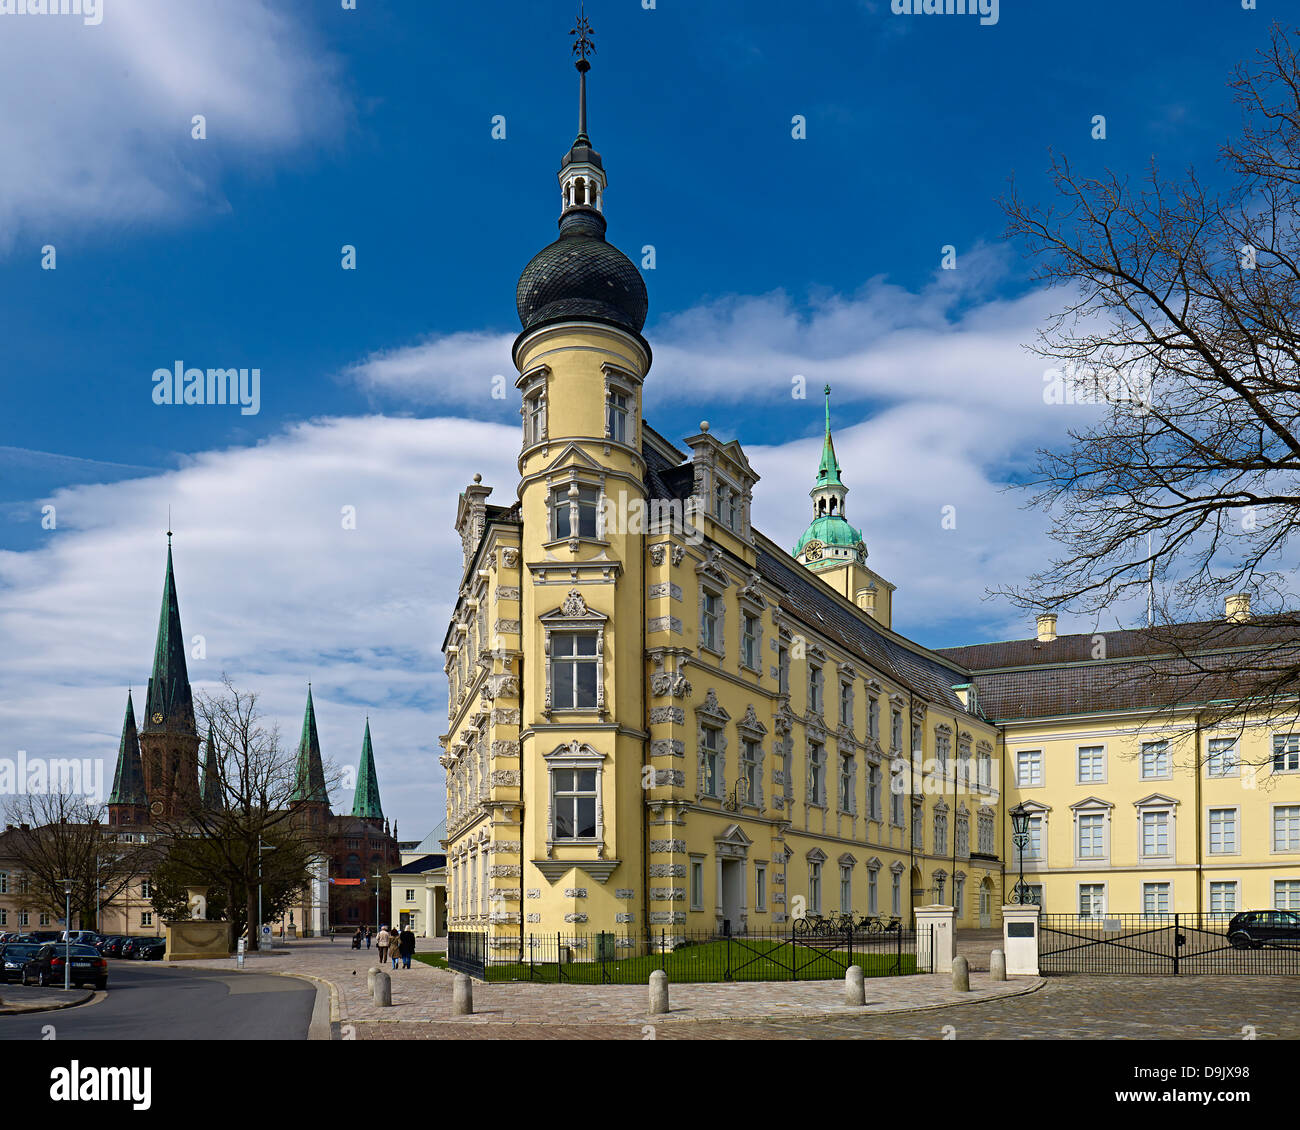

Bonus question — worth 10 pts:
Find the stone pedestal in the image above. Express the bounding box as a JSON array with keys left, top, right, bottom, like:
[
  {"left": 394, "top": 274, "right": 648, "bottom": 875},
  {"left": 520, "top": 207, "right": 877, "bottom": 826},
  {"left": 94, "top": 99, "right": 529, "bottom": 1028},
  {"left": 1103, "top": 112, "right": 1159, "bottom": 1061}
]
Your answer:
[
  {"left": 164, "top": 919, "right": 232, "bottom": 961},
  {"left": 914, "top": 905, "right": 955, "bottom": 973},
  {"left": 1001, "top": 904, "right": 1041, "bottom": 975}
]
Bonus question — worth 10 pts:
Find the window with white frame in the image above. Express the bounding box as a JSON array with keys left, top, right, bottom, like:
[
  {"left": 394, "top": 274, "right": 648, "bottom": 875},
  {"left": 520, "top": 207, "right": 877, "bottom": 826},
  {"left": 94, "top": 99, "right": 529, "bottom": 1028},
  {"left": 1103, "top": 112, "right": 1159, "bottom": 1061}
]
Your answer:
[
  {"left": 1274, "top": 734, "right": 1300, "bottom": 773},
  {"left": 739, "top": 738, "right": 759, "bottom": 806},
  {"left": 891, "top": 869, "right": 902, "bottom": 915},
  {"left": 838, "top": 754, "right": 855, "bottom": 813},
  {"left": 701, "top": 726, "right": 722, "bottom": 798},
  {"left": 867, "top": 762, "right": 881, "bottom": 821},
  {"left": 1140, "top": 810, "right": 1171, "bottom": 858},
  {"left": 809, "top": 664, "right": 823, "bottom": 714},
  {"left": 956, "top": 809, "right": 970, "bottom": 856},
  {"left": 1209, "top": 808, "right": 1238, "bottom": 854},
  {"left": 1141, "top": 740, "right": 1171, "bottom": 778},
  {"left": 0, "top": 870, "right": 7, "bottom": 895},
  {"left": 690, "top": 858, "right": 704, "bottom": 911},
  {"left": 0, "top": 909, "right": 5, "bottom": 926},
  {"left": 839, "top": 681, "right": 853, "bottom": 727},
  {"left": 755, "top": 863, "right": 767, "bottom": 911},
  {"left": 1275, "top": 879, "right": 1300, "bottom": 910},
  {"left": 890, "top": 765, "right": 905, "bottom": 826},
  {"left": 1077, "top": 812, "right": 1105, "bottom": 859},
  {"left": 1016, "top": 750, "right": 1042, "bottom": 787},
  {"left": 1142, "top": 882, "right": 1171, "bottom": 915},
  {"left": 778, "top": 639, "right": 790, "bottom": 695},
  {"left": 17, "top": 911, "right": 28, "bottom": 927},
  {"left": 405, "top": 889, "right": 416, "bottom": 902},
  {"left": 550, "top": 483, "right": 600, "bottom": 541},
  {"left": 933, "top": 807, "right": 948, "bottom": 854},
  {"left": 977, "top": 749, "right": 991, "bottom": 790},
  {"left": 1209, "top": 881, "right": 1238, "bottom": 912},
  {"left": 741, "top": 613, "right": 760, "bottom": 671},
  {"left": 808, "top": 861, "right": 822, "bottom": 914},
  {"left": 38, "top": 912, "right": 50, "bottom": 926},
  {"left": 525, "top": 389, "right": 546, "bottom": 446},
  {"left": 868, "top": 696, "right": 879, "bottom": 741},
  {"left": 839, "top": 864, "right": 853, "bottom": 914},
  {"left": 977, "top": 810, "right": 995, "bottom": 854},
  {"left": 551, "top": 631, "right": 600, "bottom": 709},
  {"left": 868, "top": 867, "right": 879, "bottom": 915},
  {"left": 701, "top": 590, "right": 722, "bottom": 653},
  {"left": 606, "top": 388, "right": 630, "bottom": 444},
  {"left": 808, "top": 741, "right": 826, "bottom": 806},
  {"left": 891, "top": 709, "right": 902, "bottom": 752},
  {"left": 954, "top": 874, "right": 965, "bottom": 917},
  {"left": 552, "top": 767, "right": 598, "bottom": 839},
  {"left": 935, "top": 730, "right": 951, "bottom": 772},
  {"left": 1207, "top": 737, "right": 1239, "bottom": 777},
  {"left": 141, "top": 879, "right": 152, "bottom": 898},
  {"left": 141, "top": 912, "right": 153, "bottom": 927},
  {"left": 1274, "top": 805, "right": 1300, "bottom": 852},
  {"left": 1078, "top": 884, "right": 1105, "bottom": 917},
  {"left": 912, "top": 800, "right": 924, "bottom": 850},
  {"left": 1077, "top": 745, "right": 1105, "bottom": 783},
  {"left": 1026, "top": 814, "right": 1044, "bottom": 860}
]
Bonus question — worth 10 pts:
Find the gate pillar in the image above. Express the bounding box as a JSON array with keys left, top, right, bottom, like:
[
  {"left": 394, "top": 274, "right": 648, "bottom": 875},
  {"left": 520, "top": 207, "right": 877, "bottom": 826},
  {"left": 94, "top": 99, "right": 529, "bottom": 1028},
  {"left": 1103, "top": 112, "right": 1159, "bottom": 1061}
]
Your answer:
[
  {"left": 915, "top": 905, "right": 955, "bottom": 973},
  {"left": 1002, "top": 905, "right": 1040, "bottom": 975}
]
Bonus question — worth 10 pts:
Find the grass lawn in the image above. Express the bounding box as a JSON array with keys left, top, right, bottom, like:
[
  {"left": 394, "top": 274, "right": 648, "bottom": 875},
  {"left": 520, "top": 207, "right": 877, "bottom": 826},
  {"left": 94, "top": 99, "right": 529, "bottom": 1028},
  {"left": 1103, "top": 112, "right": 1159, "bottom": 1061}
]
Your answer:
[{"left": 423, "top": 938, "right": 915, "bottom": 984}]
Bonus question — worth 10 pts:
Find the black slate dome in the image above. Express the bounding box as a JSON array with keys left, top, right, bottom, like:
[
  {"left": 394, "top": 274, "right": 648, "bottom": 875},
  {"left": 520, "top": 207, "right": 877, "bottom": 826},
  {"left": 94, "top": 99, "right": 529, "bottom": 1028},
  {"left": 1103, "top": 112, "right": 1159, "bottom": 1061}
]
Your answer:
[{"left": 516, "top": 208, "right": 648, "bottom": 336}]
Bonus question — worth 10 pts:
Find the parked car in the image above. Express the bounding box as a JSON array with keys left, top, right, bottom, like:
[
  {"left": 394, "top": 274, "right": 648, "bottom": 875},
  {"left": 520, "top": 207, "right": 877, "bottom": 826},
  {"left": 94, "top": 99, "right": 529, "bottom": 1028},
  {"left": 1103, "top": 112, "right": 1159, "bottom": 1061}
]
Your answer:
[
  {"left": 99, "top": 936, "right": 130, "bottom": 959},
  {"left": 19, "top": 943, "right": 108, "bottom": 990},
  {"left": 95, "top": 935, "right": 125, "bottom": 956},
  {"left": 0, "top": 942, "right": 43, "bottom": 983},
  {"left": 61, "top": 930, "right": 101, "bottom": 945},
  {"left": 19, "top": 931, "right": 61, "bottom": 944},
  {"left": 1227, "top": 910, "right": 1300, "bottom": 948},
  {"left": 122, "top": 936, "right": 165, "bottom": 960}
]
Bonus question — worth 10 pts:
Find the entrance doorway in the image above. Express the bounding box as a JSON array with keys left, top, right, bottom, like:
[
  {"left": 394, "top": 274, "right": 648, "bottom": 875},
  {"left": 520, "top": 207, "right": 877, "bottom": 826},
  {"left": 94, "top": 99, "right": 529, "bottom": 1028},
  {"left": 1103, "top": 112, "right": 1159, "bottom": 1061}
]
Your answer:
[{"left": 721, "top": 859, "right": 744, "bottom": 934}]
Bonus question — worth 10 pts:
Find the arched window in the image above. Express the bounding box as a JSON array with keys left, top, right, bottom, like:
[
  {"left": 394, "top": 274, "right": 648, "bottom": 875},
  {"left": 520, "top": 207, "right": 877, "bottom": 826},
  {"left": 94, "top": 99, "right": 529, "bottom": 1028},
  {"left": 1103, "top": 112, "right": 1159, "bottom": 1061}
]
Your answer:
[{"left": 345, "top": 854, "right": 361, "bottom": 879}]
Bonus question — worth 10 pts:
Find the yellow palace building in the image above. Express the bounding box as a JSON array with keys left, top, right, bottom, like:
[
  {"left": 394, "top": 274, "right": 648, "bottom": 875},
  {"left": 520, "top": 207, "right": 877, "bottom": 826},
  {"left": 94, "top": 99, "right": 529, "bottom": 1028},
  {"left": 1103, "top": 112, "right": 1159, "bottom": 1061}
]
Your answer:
[{"left": 438, "top": 30, "right": 1298, "bottom": 952}]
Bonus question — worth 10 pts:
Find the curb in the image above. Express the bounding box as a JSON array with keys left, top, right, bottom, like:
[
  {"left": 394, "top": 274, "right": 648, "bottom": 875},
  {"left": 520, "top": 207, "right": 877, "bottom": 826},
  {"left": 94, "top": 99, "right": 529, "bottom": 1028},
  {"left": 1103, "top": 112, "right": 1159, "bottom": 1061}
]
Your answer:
[
  {"left": 256, "top": 970, "right": 341, "bottom": 1041},
  {"left": 0, "top": 988, "right": 96, "bottom": 1016}
]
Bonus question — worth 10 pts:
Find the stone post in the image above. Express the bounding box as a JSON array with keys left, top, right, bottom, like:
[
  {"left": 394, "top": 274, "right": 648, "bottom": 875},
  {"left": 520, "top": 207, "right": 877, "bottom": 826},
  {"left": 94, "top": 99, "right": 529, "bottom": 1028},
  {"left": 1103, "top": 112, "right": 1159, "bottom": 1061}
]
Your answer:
[
  {"left": 990, "top": 949, "right": 1007, "bottom": 981},
  {"left": 914, "top": 905, "right": 956, "bottom": 973},
  {"left": 373, "top": 970, "right": 392, "bottom": 1006},
  {"left": 648, "top": 969, "right": 669, "bottom": 1015},
  {"left": 367, "top": 966, "right": 381, "bottom": 995},
  {"left": 452, "top": 972, "right": 474, "bottom": 1016},
  {"left": 951, "top": 954, "right": 970, "bottom": 991},
  {"left": 1001, "top": 904, "right": 1041, "bottom": 975},
  {"left": 844, "top": 965, "right": 865, "bottom": 1006}
]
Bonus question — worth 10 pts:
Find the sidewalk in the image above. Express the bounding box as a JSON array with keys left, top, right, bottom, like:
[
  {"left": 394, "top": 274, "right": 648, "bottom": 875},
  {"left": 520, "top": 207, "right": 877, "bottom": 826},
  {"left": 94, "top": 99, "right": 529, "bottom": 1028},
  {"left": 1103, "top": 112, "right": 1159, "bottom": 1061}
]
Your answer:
[
  {"left": 0, "top": 985, "right": 95, "bottom": 1015},
  {"left": 164, "top": 937, "right": 1041, "bottom": 1033}
]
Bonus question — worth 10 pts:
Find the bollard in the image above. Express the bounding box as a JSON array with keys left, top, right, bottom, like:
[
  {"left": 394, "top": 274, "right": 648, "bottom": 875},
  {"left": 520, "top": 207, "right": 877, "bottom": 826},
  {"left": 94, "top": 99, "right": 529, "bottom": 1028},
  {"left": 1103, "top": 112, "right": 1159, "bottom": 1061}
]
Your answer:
[
  {"left": 452, "top": 972, "right": 474, "bottom": 1016},
  {"left": 648, "top": 969, "right": 669, "bottom": 1015},
  {"left": 373, "top": 970, "right": 392, "bottom": 1006},
  {"left": 951, "top": 954, "right": 970, "bottom": 992},
  {"left": 366, "top": 966, "right": 381, "bottom": 995},
  {"left": 990, "top": 949, "right": 1007, "bottom": 982},
  {"left": 844, "top": 964, "right": 866, "bottom": 1006}
]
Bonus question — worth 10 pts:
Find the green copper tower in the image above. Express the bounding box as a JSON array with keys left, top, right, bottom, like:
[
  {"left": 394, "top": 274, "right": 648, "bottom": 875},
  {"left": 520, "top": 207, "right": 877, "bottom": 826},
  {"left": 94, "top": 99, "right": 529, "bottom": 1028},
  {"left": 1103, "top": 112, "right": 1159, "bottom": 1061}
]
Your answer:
[
  {"left": 291, "top": 685, "right": 330, "bottom": 806},
  {"left": 794, "top": 385, "right": 866, "bottom": 567},
  {"left": 351, "top": 718, "right": 384, "bottom": 824},
  {"left": 107, "top": 689, "right": 149, "bottom": 825}
]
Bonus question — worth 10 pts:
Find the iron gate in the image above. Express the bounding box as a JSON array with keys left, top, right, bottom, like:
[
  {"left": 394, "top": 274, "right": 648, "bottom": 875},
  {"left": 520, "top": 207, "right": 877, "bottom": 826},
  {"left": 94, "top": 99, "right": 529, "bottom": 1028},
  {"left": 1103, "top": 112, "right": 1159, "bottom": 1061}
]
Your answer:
[
  {"left": 1040, "top": 913, "right": 1300, "bottom": 974},
  {"left": 447, "top": 930, "right": 486, "bottom": 978}
]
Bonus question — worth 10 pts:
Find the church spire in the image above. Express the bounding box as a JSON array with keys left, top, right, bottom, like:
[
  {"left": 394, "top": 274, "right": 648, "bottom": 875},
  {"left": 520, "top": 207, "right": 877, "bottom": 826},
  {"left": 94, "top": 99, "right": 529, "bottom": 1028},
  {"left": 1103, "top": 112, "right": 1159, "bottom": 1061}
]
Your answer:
[
  {"left": 200, "top": 731, "right": 225, "bottom": 811},
  {"left": 817, "top": 384, "right": 843, "bottom": 489},
  {"left": 559, "top": 5, "right": 605, "bottom": 219},
  {"left": 142, "top": 538, "right": 195, "bottom": 736},
  {"left": 108, "top": 689, "right": 148, "bottom": 822},
  {"left": 351, "top": 718, "right": 384, "bottom": 822},
  {"left": 291, "top": 685, "right": 329, "bottom": 806}
]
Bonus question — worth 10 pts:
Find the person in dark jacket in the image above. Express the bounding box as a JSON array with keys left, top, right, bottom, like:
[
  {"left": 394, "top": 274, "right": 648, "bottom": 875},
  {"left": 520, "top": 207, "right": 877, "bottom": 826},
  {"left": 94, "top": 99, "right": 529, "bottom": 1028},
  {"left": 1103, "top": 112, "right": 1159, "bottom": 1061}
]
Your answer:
[
  {"left": 351, "top": 928, "right": 363, "bottom": 950},
  {"left": 398, "top": 927, "right": 416, "bottom": 969}
]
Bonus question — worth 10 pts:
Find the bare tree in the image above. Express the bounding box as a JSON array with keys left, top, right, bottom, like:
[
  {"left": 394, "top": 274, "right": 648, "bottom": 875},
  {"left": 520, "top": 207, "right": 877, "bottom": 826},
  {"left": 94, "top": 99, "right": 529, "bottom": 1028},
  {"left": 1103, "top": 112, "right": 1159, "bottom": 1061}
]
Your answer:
[
  {"left": 998, "top": 22, "right": 1300, "bottom": 759},
  {"left": 1, "top": 793, "right": 154, "bottom": 931},
  {"left": 149, "top": 677, "right": 335, "bottom": 950}
]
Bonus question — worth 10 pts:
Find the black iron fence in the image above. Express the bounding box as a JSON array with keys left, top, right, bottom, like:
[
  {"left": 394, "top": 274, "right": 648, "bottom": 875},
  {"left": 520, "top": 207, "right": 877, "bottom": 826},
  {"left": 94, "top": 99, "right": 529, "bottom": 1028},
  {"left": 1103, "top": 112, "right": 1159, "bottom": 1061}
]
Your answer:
[
  {"left": 445, "top": 922, "right": 920, "bottom": 984},
  {"left": 1040, "top": 912, "right": 1300, "bottom": 975}
]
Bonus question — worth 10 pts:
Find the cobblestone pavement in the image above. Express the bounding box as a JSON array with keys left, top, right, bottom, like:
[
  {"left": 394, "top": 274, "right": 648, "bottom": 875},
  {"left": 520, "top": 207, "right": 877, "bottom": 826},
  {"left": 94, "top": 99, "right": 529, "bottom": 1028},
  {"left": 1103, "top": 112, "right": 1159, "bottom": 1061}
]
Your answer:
[{"left": 355, "top": 975, "right": 1300, "bottom": 1041}]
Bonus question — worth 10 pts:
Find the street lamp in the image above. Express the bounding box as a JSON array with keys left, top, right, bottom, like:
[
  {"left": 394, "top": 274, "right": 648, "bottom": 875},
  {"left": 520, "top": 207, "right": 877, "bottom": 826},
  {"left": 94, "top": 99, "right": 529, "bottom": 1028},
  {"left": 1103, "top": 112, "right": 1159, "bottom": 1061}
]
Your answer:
[
  {"left": 60, "top": 878, "right": 73, "bottom": 990},
  {"left": 371, "top": 871, "right": 382, "bottom": 931},
  {"left": 257, "top": 837, "right": 276, "bottom": 950},
  {"left": 1009, "top": 802, "right": 1033, "bottom": 905}
]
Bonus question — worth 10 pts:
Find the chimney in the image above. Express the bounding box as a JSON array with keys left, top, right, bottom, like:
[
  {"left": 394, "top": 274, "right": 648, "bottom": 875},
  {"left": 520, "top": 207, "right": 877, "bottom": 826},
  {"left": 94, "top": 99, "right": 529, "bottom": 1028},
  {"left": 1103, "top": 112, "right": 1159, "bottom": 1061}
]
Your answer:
[
  {"left": 1036, "top": 613, "right": 1058, "bottom": 642},
  {"left": 1225, "top": 592, "right": 1252, "bottom": 623}
]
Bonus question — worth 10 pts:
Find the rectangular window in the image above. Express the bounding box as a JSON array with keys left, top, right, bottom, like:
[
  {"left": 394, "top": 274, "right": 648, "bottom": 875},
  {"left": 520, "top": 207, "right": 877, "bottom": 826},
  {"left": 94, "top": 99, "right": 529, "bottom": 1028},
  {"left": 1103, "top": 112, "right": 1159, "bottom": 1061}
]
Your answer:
[
  {"left": 17, "top": 911, "right": 28, "bottom": 927},
  {"left": 1207, "top": 737, "right": 1238, "bottom": 777},
  {"left": 890, "top": 767, "right": 905, "bottom": 826},
  {"left": 1026, "top": 815, "right": 1043, "bottom": 860},
  {"left": 933, "top": 809, "right": 948, "bottom": 854},
  {"left": 912, "top": 803, "right": 923, "bottom": 850},
  {"left": 839, "top": 865, "right": 852, "bottom": 914},
  {"left": 141, "top": 912, "right": 153, "bottom": 927},
  {"left": 526, "top": 393, "right": 545, "bottom": 445},
  {"left": 551, "top": 484, "right": 600, "bottom": 540},
  {"left": 867, "top": 763, "right": 881, "bottom": 820},
  {"left": 1209, "top": 881, "right": 1238, "bottom": 913},
  {"left": 891, "top": 870, "right": 901, "bottom": 915},
  {"left": 0, "top": 909, "right": 5, "bottom": 926},
  {"left": 935, "top": 732, "right": 950, "bottom": 772},
  {"left": 956, "top": 815, "right": 969, "bottom": 856},
  {"left": 808, "top": 742, "right": 825, "bottom": 806},
  {"left": 809, "top": 862, "right": 822, "bottom": 915},
  {"left": 606, "top": 390, "right": 629, "bottom": 443},
  {"left": 551, "top": 632, "right": 599, "bottom": 709},
  {"left": 977, "top": 751, "right": 991, "bottom": 789},
  {"left": 868, "top": 869, "right": 879, "bottom": 915},
  {"left": 0, "top": 871, "right": 6, "bottom": 895},
  {"left": 741, "top": 613, "right": 759, "bottom": 671},
  {"left": 838, "top": 755, "right": 854, "bottom": 813},
  {"left": 839, "top": 682, "right": 853, "bottom": 726},
  {"left": 1078, "top": 812, "right": 1105, "bottom": 859},
  {"left": 1141, "top": 810, "right": 1170, "bottom": 857},
  {"left": 1209, "top": 808, "right": 1238, "bottom": 854},
  {"left": 141, "top": 879, "right": 152, "bottom": 898},
  {"left": 552, "top": 768, "right": 598, "bottom": 839},
  {"left": 38, "top": 912, "right": 51, "bottom": 926},
  {"left": 1275, "top": 880, "right": 1300, "bottom": 911},
  {"left": 755, "top": 863, "right": 767, "bottom": 912},
  {"left": 954, "top": 876, "right": 965, "bottom": 917},
  {"left": 1078, "top": 884, "right": 1105, "bottom": 917},
  {"left": 739, "top": 739, "right": 758, "bottom": 805},
  {"left": 1141, "top": 740, "right": 1171, "bottom": 778},
  {"left": 778, "top": 641, "right": 790, "bottom": 694},
  {"left": 701, "top": 727, "right": 721, "bottom": 798},
  {"left": 690, "top": 860, "right": 704, "bottom": 911},
  {"left": 891, "top": 709, "right": 902, "bottom": 752},
  {"left": 809, "top": 665, "right": 823, "bottom": 714},
  {"left": 1274, "top": 805, "right": 1300, "bottom": 852},
  {"left": 1142, "top": 882, "right": 1171, "bottom": 915},
  {"left": 701, "top": 591, "right": 721, "bottom": 652},
  {"left": 405, "top": 889, "right": 416, "bottom": 902},
  {"left": 1077, "top": 745, "right": 1105, "bottom": 783},
  {"left": 868, "top": 696, "right": 879, "bottom": 740},
  {"left": 1273, "top": 734, "right": 1300, "bottom": 773},
  {"left": 1016, "top": 750, "right": 1042, "bottom": 787}
]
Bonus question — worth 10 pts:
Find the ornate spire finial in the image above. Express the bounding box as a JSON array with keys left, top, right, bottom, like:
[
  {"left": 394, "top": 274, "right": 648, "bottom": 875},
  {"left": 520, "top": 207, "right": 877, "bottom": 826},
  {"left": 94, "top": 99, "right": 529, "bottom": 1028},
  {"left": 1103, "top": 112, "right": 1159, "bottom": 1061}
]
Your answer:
[
  {"left": 570, "top": 4, "right": 595, "bottom": 140},
  {"left": 167, "top": 506, "right": 173, "bottom": 546},
  {"left": 824, "top": 385, "right": 832, "bottom": 433}
]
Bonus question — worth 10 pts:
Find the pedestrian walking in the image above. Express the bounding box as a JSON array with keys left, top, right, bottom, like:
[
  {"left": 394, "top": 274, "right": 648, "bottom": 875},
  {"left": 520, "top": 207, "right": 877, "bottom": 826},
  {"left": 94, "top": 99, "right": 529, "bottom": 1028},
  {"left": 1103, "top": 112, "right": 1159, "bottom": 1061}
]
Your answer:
[
  {"left": 376, "top": 925, "right": 391, "bottom": 964},
  {"left": 398, "top": 926, "right": 416, "bottom": 970},
  {"left": 365, "top": 927, "right": 372, "bottom": 949},
  {"left": 351, "top": 928, "right": 362, "bottom": 950}
]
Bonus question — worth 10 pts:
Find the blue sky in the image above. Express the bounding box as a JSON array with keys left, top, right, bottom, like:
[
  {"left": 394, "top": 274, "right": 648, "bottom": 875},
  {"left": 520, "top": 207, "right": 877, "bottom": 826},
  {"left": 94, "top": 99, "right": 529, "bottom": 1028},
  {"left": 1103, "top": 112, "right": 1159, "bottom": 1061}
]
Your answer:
[{"left": 0, "top": 0, "right": 1281, "bottom": 835}]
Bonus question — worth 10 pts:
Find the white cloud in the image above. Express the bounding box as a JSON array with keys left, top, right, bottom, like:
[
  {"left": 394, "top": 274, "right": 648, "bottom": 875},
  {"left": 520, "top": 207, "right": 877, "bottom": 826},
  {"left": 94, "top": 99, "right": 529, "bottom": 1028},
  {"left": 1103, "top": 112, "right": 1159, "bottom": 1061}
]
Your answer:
[
  {"left": 0, "top": 0, "right": 347, "bottom": 245},
  {"left": 0, "top": 415, "right": 519, "bottom": 837}
]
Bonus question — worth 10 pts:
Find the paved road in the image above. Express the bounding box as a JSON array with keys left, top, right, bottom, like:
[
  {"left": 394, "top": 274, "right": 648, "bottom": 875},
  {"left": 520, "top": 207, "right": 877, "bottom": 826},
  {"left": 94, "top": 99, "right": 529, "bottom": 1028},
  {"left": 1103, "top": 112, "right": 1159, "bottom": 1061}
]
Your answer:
[
  {"left": 357, "top": 975, "right": 1300, "bottom": 1040},
  {"left": 0, "top": 960, "right": 315, "bottom": 1040}
]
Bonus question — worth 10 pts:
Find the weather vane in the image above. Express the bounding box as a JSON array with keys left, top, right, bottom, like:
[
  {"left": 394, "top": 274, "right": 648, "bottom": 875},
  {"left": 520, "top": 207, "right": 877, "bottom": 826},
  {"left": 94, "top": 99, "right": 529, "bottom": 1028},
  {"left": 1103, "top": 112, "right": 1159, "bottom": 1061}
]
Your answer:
[{"left": 571, "top": 5, "right": 595, "bottom": 69}]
